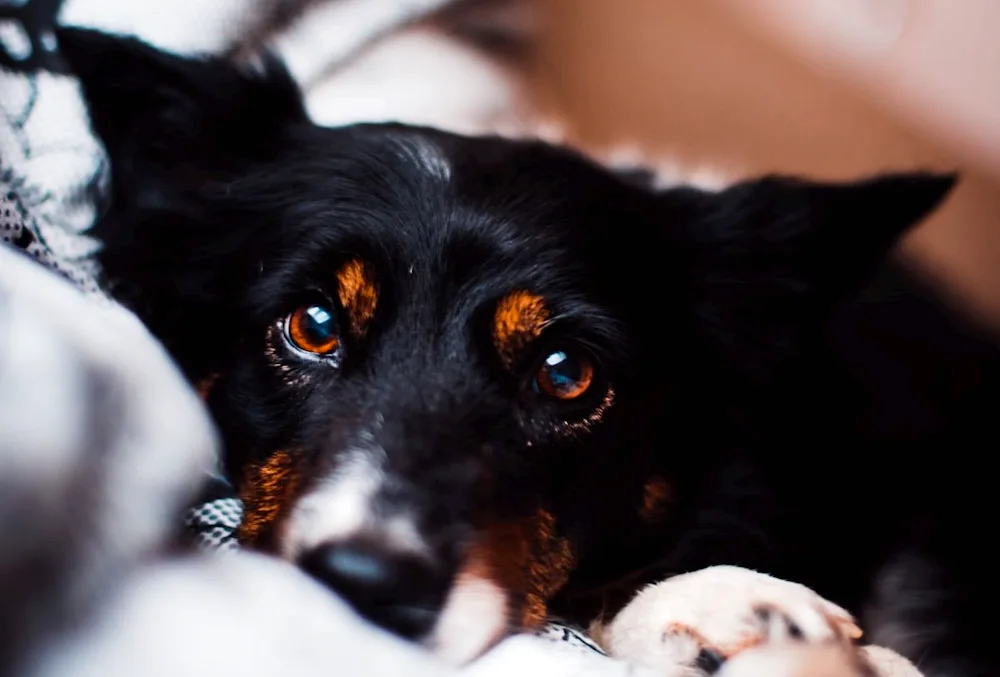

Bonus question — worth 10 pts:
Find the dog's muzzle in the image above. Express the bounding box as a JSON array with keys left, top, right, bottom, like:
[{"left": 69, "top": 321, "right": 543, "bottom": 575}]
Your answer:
[{"left": 298, "top": 536, "right": 449, "bottom": 639}]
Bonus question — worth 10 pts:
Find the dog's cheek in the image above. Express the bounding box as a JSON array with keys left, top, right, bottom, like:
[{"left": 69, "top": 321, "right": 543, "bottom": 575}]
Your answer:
[
  {"left": 428, "top": 508, "right": 577, "bottom": 665},
  {"left": 236, "top": 449, "right": 305, "bottom": 550},
  {"left": 429, "top": 540, "right": 514, "bottom": 666},
  {"left": 524, "top": 508, "right": 576, "bottom": 626},
  {"left": 435, "top": 508, "right": 577, "bottom": 649}
]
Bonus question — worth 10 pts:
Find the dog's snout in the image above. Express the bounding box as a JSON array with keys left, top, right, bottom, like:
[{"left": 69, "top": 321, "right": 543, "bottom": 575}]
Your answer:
[{"left": 299, "top": 540, "right": 448, "bottom": 640}]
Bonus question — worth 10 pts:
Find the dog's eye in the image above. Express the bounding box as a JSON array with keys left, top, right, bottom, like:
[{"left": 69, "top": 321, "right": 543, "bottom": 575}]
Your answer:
[
  {"left": 532, "top": 349, "right": 594, "bottom": 401},
  {"left": 285, "top": 302, "right": 340, "bottom": 355}
]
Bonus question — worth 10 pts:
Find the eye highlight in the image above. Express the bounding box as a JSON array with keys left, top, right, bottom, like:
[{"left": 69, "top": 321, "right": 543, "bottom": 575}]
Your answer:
[
  {"left": 532, "top": 349, "right": 595, "bottom": 401},
  {"left": 285, "top": 302, "right": 340, "bottom": 355}
]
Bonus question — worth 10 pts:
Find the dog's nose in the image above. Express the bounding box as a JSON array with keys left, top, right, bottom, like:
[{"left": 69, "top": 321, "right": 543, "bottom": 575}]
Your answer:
[{"left": 299, "top": 540, "right": 447, "bottom": 640}]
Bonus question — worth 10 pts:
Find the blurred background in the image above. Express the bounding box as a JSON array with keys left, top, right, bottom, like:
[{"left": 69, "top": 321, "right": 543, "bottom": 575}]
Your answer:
[{"left": 524, "top": 0, "right": 1000, "bottom": 328}]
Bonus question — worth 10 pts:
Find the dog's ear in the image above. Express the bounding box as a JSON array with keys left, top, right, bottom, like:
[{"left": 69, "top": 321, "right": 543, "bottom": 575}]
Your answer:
[
  {"left": 57, "top": 27, "right": 307, "bottom": 196},
  {"left": 56, "top": 28, "right": 309, "bottom": 380},
  {"left": 660, "top": 172, "right": 956, "bottom": 380}
]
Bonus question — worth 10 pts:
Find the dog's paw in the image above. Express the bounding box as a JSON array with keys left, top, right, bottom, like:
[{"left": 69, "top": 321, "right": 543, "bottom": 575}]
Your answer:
[
  {"left": 590, "top": 565, "right": 863, "bottom": 676},
  {"left": 859, "top": 646, "right": 924, "bottom": 677},
  {"left": 716, "top": 643, "right": 875, "bottom": 677},
  {"left": 715, "top": 643, "right": 924, "bottom": 677}
]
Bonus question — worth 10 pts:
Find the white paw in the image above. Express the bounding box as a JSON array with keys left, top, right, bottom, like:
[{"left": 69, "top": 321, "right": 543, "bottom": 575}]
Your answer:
[
  {"left": 590, "top": 565, "right": 863, "bottom": 676},
  {"left": 859, "top": 646, "right": 924, "bottom": 677},
  {"left": 717, "top": 643, "right": 873, "bottom": 677},
  {"left": 716, "top": 643, "right": 924, "bottom": 677}
]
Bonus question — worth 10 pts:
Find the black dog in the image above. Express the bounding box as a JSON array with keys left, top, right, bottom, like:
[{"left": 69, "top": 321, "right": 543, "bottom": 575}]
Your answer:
[{"left": 60, "top": 27, "right": 1000, "bottom": 675}]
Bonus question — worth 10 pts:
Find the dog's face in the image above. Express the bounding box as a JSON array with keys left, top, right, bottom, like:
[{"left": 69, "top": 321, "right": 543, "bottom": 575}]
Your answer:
[{"left": 60, "top": 28, "right": 954, "bottom": 664}]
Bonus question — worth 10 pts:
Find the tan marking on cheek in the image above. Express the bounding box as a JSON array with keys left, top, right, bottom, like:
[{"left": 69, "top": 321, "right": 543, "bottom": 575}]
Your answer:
[
  {"left": 237, "top": 450, "right": 302, "bottom": 548},
  {"left": 640, "top": 475, "right": 673, "bottom": 523},
  {"left": 493, "top": 290, "right": 550, "bottom": 368},
  {"left": 336, "top": 258, "right": 378, "bottom": 339},
  {"left": 465, "top": 508, "right": 576, "bottom": 631},
  {"left": 523, "top": 508, "right": 575, "bottom": 627},
  {"left": 463, "top": 521, "right": 531, "bottom": 606}
]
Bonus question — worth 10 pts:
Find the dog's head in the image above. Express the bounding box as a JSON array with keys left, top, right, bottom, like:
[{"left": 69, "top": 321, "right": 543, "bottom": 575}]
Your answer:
[{"left": 59, "top": 28, "right": 954, "bottom": 664}]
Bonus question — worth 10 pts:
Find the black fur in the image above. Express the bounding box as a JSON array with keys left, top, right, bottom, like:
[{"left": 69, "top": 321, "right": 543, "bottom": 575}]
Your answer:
[{"left": 60, "top": 26, "right": 999, "bottom": 676}]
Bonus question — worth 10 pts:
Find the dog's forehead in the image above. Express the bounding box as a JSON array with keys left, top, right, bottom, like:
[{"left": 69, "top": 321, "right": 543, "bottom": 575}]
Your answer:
[
  {"left": 378, "top": 131, "right": 452, "bottom": 184},
  {"left": 324, "top": 125, "right": 634, "bottom": 227},
  {"left": 295, "top": 128, "right": 623, "bottom": 283},
  {"left": 253, "top": 124, "right": 654, "bottom": 342}
]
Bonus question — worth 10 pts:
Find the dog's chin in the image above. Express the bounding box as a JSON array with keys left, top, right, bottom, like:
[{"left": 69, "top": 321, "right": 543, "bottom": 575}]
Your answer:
[{"left": 426, "top": 574, "right": 511, "bottom": 666}]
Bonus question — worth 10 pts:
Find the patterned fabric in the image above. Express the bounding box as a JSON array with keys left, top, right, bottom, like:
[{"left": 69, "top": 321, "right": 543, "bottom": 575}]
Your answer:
[
  {"left": 0, "top": 0, "right": 67, "bottom": 72},
  {"left": 186, "top": 495, "right": 244, "bottom": 552},
  {"left": 0, "top": 0, "right": 106, "bottom": 296},
  {"left": 537, "top": 623, "right": 609, "bottom": 656}
]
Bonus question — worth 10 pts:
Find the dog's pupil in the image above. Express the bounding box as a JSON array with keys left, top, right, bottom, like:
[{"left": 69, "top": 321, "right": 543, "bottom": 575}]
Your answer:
[
  {"left": 545, "top": 352, "right": 575, "bottom": 386},
  {"left": 542, "top": 351, "right": 585, "bottom": 393},
  {"left": 304, "top": 305, "right": 335, "bottom": 342}
]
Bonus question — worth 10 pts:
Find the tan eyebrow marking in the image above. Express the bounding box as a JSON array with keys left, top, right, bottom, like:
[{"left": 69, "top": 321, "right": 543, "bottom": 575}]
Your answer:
[
  {"left": 336, "top": 258, "right": 379, "bottom": 339},
  {"left": 493, "top": 290, "right": 550, "bottom": 368}
]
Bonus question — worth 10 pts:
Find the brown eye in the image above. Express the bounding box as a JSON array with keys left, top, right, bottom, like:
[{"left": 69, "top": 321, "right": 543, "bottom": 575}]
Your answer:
[
  {"left": 532, "top": 349, "right": 595, "bottom": 401},
  {"left": 286, "top": 302, "right": 340, "bottom": 355}
]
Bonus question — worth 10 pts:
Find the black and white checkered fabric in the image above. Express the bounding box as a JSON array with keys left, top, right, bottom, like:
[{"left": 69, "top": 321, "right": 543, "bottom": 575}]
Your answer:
[
  {"left": 0, "top": 0, "right": 106, "bottom": 296},
  {"left": 185, "top": 496, "right": 244, "bottom": 552},
  {"left": 536, "top": 622, "right": 608, "bottom": 656}
]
